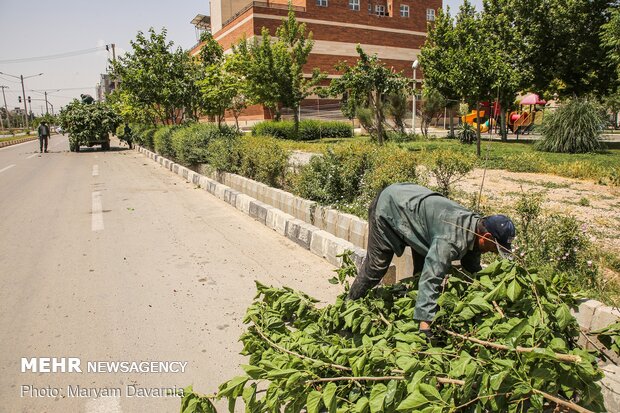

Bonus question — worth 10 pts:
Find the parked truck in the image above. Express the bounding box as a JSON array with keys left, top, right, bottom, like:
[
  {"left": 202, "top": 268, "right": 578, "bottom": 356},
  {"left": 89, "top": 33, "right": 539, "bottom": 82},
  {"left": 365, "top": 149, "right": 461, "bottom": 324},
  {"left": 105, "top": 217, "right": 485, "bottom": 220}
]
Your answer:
[{"left": 59, "top": 94, "right": 120, "bottom": 152}]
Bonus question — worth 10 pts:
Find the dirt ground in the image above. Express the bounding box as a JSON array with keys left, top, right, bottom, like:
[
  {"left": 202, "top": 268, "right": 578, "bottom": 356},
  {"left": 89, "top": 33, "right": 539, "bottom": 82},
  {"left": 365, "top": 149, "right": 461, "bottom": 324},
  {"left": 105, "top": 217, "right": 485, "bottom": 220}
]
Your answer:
[{"left": 457, "top": 168, "right": 620, "bottom": 256}]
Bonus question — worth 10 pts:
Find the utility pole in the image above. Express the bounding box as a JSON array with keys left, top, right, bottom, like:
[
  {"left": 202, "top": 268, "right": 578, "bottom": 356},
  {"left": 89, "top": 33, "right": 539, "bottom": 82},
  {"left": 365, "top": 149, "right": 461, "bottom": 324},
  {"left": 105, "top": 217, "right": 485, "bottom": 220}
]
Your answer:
[
  {"left": 44, "top": 91, "right": 49, "bottom": 115},
  {"left": 0, "top": 86, "right": 10, "bottom": 129},
  {"left": 0, "top": 72, "right": 43, "bottom": 129},
  {"left": 27, "top": 96, "right": 33, "bottom": 122},
  {"left": 111, "top": 43, "right": 118, "bottom": 91}
]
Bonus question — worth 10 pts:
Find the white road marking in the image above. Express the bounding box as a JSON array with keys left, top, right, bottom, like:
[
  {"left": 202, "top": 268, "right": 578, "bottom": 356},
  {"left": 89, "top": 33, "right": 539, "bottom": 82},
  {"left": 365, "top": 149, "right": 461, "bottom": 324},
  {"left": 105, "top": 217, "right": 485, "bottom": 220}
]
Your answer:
[
  {"left": 92, "top": 165, "right": 99, "bottom": 177},
  {"left": 91, "top": 191, "right": 104, "bottom": 232},
  {"left": 84, "top": 396, "right": 122, "bottom": 413},
  {"left": 0, "top": 164, "right": 16, "bottom": 173},
  {"left": 26, "top": 153, "right": 38, "bottom": 159}
]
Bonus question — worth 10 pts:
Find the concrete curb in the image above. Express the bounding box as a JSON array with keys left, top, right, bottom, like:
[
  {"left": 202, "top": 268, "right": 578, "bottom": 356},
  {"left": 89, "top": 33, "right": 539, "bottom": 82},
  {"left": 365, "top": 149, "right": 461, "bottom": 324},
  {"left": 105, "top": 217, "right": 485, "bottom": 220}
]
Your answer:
[
  {"left": 136, "top": 146, "right": 396, "bottom": 285},
  {"left": 136, "top": 145, "right": 619, "bottom": 409},
  {"left": 0, "top": 136, "right": 37, "bottom": 148}
]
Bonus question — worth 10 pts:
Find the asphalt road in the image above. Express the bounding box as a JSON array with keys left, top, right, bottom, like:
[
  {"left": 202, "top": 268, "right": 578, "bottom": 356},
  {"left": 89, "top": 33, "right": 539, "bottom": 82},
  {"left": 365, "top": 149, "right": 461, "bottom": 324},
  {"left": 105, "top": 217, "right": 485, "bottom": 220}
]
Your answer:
[{"left": 0, "top": 136, "right": 341, "bottom": 412}]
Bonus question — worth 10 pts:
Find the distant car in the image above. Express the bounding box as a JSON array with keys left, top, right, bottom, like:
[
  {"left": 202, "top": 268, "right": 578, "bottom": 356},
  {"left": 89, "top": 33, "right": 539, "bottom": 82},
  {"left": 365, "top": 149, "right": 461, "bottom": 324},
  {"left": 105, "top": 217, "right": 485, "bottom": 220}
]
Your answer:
[{"left": 55, "top": 126, "right": 63, "bottom": 134}]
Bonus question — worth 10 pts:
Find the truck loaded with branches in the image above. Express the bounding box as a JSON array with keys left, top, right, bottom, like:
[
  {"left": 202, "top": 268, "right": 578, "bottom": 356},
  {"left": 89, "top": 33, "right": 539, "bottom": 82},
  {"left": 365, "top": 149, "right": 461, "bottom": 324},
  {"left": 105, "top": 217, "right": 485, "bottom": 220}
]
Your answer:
[{"left": 58, "top": 95, "right": 121, "bottom": 152}]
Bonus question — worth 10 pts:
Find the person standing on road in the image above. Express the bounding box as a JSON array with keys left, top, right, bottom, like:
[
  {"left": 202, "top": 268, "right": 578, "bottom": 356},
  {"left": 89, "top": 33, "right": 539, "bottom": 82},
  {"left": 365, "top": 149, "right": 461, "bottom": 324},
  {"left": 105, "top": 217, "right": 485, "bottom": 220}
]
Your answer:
[
  {"left": 348, "top": 183, "right": 515, "bottom": 338},
  {"left": 123, "top": 123, "right": 133, "bottom": 149},
  {"left": 38, "top": 121, "right": 50, "bottom": 153}
]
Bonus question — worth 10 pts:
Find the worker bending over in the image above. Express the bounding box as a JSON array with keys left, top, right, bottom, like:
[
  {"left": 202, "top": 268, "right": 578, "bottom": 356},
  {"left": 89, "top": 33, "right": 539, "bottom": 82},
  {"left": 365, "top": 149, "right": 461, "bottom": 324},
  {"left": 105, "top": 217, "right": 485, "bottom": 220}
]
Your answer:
[{"left": 348, "top": 183, "right": 515, "bottom": 337}]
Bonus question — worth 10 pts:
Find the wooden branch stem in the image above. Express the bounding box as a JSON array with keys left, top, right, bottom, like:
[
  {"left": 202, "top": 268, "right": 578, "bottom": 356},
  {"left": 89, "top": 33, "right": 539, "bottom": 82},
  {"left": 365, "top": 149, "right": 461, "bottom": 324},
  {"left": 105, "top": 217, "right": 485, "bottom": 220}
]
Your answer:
[{"left": 442, "top": 329, "right": 582, "bottom": 363}]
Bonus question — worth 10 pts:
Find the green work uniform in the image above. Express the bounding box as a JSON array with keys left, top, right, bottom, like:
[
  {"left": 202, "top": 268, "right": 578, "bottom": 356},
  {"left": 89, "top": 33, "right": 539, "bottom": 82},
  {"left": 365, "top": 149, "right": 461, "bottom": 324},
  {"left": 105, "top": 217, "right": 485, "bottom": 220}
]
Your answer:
[{"left": 349, "top": 183, "right": 480, "bottom": 321}]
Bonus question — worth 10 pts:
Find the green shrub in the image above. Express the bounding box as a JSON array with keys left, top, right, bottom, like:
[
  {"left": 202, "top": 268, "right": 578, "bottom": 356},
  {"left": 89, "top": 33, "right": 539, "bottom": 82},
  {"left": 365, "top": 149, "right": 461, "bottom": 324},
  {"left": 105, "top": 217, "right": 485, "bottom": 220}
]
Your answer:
[
  {"left": 362, "top": 146, "right": 424, "bottom": 201},
  {"left": 238, "top": 136, "right": 289, "bottom": 187},
  {"left": 153, "top": 125, "right": 179, "bottom": 159},
  {"left": 134, "top": 127, "right": 157, "bottom": 150},
  {"left": 171, "top": 123, "right": 237, "bottom": 166},
  {"left": 385, "top": 131, "right": 420, "bottom": 143},
  {"left": 252, "top": 120, "right": 353, "bottom": 140},
  {"left": 294, "top": 143, "right": 374, "bottom": 205},
  {"left": 537, "top": 99, "right": 606, "bottom": 153},
  {"left": 457, "top": 123, "right": 476, "bottom": 144},
  {"left": 423, "top": 149, "right": 476, "bottom": 197},
  {"left": 207, "top": 134, "right": 242, "bottom": 173}
]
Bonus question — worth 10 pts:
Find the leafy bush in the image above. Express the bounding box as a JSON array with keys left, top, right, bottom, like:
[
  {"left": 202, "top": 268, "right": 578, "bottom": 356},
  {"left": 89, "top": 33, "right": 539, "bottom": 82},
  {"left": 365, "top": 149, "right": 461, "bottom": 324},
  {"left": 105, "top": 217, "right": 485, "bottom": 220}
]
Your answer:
[
  {"left": 181, "top": 257, "right": 605, "bottom": 413},
  {"left": 457, "top": 123, "right": 476, "bottom": 144},
  {"left": 252, "top": 120, "right": 353, "bottom": 140},
  {"left": 361, "top": 147, "right": 424, "bottom": 203},
  {"left": 132, "top": 125, "right": 157, "bottom": 150},
  {"left": 206, "top": 134, "right": 243, "bottom": 173},
  {"left": 423, "top": 149, "right": 476, "bottom": 197},
  {"left": 153, "top": 125, "right": 179, "bottom": 159},
  {"left": 537, "top": 99, "right": 606, "bottom": 153},
  {"left": 238, "top": 136, "right": 289, "bottom": 187},
  {"left": 294, "top": 143, "right": 374, "bottom": 205},
  {"left": 171, "top": 123, "right": 237, "bottom": 166},
  {"left": 386, "top": 131, "right": 420, "bottom": 143}
]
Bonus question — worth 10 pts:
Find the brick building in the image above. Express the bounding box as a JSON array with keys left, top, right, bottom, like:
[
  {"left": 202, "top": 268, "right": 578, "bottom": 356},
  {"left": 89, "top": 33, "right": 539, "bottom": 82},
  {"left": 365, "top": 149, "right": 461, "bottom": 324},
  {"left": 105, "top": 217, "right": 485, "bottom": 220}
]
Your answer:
[{"left": 190, "top": 0, "right": 441, "bottom": 120}]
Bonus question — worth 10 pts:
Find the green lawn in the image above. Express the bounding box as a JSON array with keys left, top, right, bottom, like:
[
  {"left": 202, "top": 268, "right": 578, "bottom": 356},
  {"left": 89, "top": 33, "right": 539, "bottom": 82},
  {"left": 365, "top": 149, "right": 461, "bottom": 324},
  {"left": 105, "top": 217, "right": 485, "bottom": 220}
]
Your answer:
[
  {"left": 0, "top": 134, "right": 33, "bottom": 143},
  {"left": 280, "top": 136, "right": 620, "bottom": 184}
]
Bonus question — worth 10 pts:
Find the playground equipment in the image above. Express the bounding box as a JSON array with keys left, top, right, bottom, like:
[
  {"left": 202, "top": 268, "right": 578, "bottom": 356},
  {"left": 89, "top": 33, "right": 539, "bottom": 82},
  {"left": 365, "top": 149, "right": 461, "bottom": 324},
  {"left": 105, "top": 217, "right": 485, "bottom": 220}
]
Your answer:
[
  {"left": 508, "top": 93, "right": 547, "bottom": 137},
  {"left": 461, "top": 109, "right": 489, "bottom": 133}
]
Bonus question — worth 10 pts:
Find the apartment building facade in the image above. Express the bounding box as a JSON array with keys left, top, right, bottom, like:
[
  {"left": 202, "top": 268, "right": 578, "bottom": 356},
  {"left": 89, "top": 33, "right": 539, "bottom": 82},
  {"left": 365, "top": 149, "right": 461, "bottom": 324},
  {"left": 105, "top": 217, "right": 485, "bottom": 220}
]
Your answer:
[{"left": 191, "top": 0, "right": 441, "bottom": 120}]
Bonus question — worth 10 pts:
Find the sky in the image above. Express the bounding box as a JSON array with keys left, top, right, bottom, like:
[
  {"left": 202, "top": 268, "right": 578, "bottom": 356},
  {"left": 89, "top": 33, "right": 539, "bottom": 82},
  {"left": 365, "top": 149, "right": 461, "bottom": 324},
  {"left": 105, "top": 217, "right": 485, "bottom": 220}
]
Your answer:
[{"left": 0, "top": 0, "right": 481, "bottom": 116}]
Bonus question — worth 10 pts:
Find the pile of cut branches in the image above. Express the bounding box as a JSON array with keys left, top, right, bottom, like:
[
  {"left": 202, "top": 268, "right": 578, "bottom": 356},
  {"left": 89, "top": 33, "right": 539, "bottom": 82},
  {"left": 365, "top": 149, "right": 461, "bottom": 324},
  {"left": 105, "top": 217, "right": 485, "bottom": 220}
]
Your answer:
[{"left": 181, "top": 255, "right": 610, "bottom": 412}]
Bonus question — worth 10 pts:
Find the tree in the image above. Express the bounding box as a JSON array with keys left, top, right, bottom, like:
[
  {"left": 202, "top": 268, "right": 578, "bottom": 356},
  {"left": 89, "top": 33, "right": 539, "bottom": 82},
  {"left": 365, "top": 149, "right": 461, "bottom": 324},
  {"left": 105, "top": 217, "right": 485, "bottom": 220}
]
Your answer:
[
  {"left": 421, "top": 1, "right": 496, "bottom": 155},
  {"left": 233, "top": 6, "right": 324, "bottom": 136},
  {"left": 511, "top": 0, "right": 618, "bottom": 98},
  {"left": 234, "top": 29, "right": 283, "bottom": 120},
  {"left": 275, "top": 8, "right": 325, "bottom": 137},
  {"left": 195, "top": 32, "right": 229, "bottom": 126},
  {"left": 419, "top": 88, "right": 446, "bottom": 138},
  {"left": 330, "top": 45, "right": 409, "bottom": 144},
  {"left": 481, "top": 0, "right": 523, "bottom": 141},
  {"left": 110, "top": 28, "right": 198, "bottom": 125},
  {"left": 602, "top": 6, "right": 620, "bottom": 82}
]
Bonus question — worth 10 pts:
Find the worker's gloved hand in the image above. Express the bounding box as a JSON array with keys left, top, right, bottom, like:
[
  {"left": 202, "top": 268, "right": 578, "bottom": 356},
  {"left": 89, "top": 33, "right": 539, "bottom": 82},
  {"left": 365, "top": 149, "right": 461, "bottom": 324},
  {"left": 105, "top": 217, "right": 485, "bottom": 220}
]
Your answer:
[{"left": 348, "top": 276, "right": 377, "bottom": 300}]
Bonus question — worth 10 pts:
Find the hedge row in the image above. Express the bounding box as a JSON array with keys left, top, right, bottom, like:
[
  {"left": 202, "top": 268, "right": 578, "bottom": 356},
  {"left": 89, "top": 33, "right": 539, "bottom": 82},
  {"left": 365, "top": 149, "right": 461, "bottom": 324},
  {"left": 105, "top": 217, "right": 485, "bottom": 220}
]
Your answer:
[{"left": 252, "top": 120, "right": 353, "bottom": 140}]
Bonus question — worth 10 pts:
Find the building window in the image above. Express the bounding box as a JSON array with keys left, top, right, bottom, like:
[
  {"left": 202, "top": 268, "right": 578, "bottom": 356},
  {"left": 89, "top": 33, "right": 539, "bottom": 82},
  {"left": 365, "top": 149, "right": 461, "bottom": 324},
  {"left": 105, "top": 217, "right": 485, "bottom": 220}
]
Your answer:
[
  {"left": 375, "top": 4, "right": 386, "bottom": 16},
  {"left": 426, "top": 8, "right": 436, "bottom": 21},
  {"left": 316, "top": 0, "right": 328, "bottom": 7},
  {"left": 400, "top": 4, "right": 409, "bottom": 17},
  {"left": 349, "top": 0, "right": 360, "bottom": 10}
]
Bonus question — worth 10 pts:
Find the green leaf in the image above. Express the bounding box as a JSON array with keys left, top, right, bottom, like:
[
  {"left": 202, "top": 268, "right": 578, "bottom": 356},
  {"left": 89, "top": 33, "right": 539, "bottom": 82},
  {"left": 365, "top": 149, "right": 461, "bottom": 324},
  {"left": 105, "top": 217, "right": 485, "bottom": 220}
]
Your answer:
[
  {"left": 555, "top": 304, "right": 572, "bottom": 330},
  {"left": 418, "top": 383, "right": 442, "bottom": 402},
  {"left": 369, "top": 383, "right": 388, "bottom": 413},
  {"left": 506, "top": 279, "right": 522, "bottom": 302},
  {"left": 354, "top": 397, "right": 369, "bottom": 413},
  {"left": 396, "top": 390, "right": 429, "bottom": 411},
  {"left": 241, "top": 364, "right": 265, "bottom": 379},
  {"left": 306, "top": 390, "right": 323, "bottom": 413},
  {"left": 322, "top": 382, "right": 338, "bottom": 413},
  {"left": 217, "top": 376, "right": 248, "bottom": 398}
]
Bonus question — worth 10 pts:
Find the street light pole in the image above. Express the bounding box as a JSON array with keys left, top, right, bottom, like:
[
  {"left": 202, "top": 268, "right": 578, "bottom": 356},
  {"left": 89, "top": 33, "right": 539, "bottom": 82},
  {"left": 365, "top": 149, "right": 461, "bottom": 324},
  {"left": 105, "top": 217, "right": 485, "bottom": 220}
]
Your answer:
[
  {"left": 0, "top": 72, "right": 43, "bottom": 129},
  {"left": 0, "top": 86, "right": 10, "bottom": 129},
  {"left": 411, "top": 59, "right": 419, "bottom": 135}
]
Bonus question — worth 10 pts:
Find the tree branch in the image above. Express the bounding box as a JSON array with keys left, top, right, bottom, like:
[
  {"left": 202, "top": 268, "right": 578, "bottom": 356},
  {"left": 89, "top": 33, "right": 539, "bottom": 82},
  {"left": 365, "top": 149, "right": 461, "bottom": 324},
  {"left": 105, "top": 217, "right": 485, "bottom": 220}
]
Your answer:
[
  {"left": 532, "top": 389, "right": 595, "bottom": 413},
  {"left": 440, "top": 328, "right": 582, "bottom": 363},
  {"left": 253, "top": 325, "right": 352, "bottom": 372}
]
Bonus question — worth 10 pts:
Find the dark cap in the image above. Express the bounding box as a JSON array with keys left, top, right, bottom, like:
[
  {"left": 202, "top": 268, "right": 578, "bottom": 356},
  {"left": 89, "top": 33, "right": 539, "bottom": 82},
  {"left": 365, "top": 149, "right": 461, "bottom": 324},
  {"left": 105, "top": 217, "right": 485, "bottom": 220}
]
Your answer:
[{"left": 482, "top": 215, "right": 516, "bottom": 257}]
